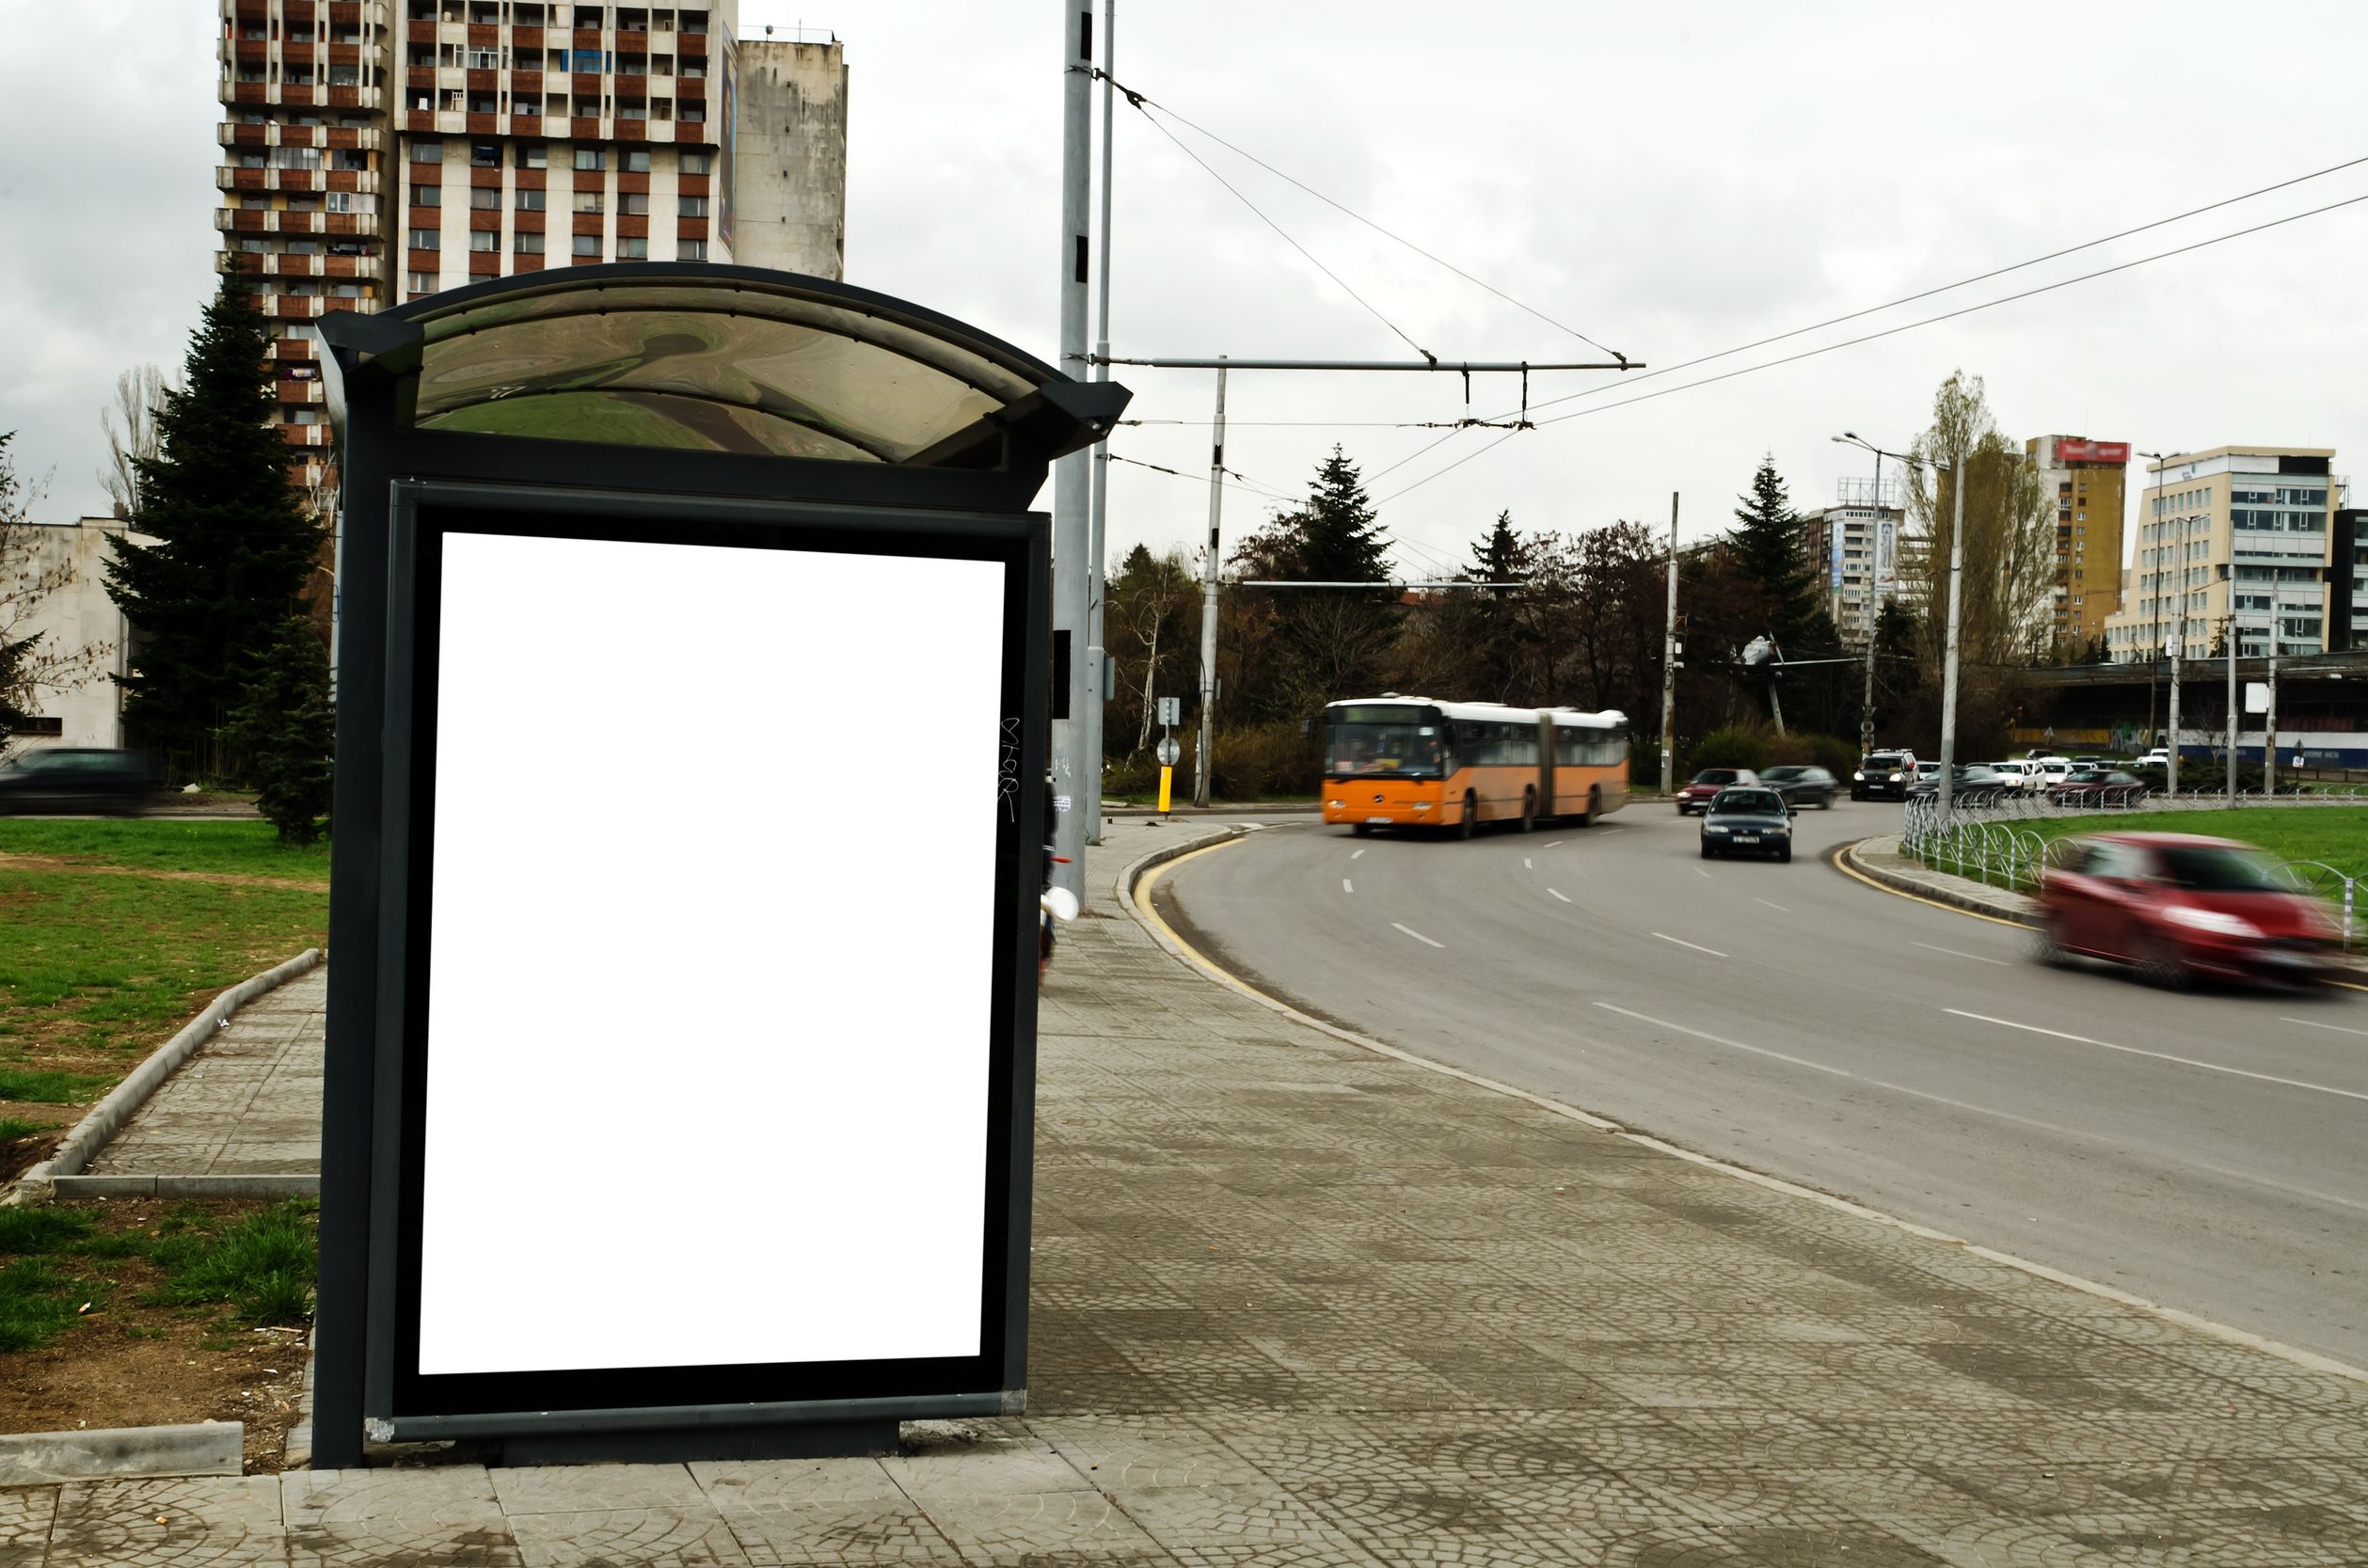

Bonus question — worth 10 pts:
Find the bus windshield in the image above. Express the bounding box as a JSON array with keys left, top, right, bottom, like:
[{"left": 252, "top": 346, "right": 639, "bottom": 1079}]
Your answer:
[{"left": 1326, "top": 714, "right": 1445, "bottom": 778}]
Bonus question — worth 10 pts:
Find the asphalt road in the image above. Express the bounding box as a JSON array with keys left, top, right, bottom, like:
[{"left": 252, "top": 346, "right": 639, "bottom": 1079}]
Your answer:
[{"left": 1154, "top": 800, "right": 2368, "bottom": 1367}]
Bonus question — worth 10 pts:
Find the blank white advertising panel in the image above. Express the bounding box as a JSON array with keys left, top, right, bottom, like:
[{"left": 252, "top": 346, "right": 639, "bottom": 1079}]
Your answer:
[{"left": 416, "top": 531, "right": 1006, "bottom": 1376}]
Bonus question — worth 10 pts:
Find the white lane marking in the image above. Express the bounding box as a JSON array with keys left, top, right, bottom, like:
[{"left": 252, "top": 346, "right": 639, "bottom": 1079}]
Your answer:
[
  {"left": 1945, "top": 1009, "right": 2368, "bottom": 1103},
  {"left": 1651, "top": 932, "right": 1729, "bottom": 958},
  {"left": 1596, "top": 1004, "right": 1846, "bottom": 1077},
  {"left": 1350, "top": 847, "right": 1366, "bottom": 861},
  {"left": 2283, "top": 1016, "right": 2368, "bottom": 1039},
  {"left": 1914, "top": 941, "right": 2008, "bottom": 966},
  {"left": 1753, "top": 897, "right": 1792, "bottom": 913},
  {"left": 1549, "top": 888, "right": 1573, "bottom": 903},
  {"left": 1391, "top": 921, "right": 1445, "bottom": 949},
  {"left": 1694, "top": 867, "right": 1714, "bottom": 879},
  {"left": 1342, "top": 879, "right": 1354, "bottom": 895},
  {"left": 1524, "top": 857, "right": 1534, "bottom": 870},
  {"left": 1600, "top": 825, "right": 1624, "bottom": 832},
  {"left": 1545, "top": 841, "right": 1565, "bottom": 848}
]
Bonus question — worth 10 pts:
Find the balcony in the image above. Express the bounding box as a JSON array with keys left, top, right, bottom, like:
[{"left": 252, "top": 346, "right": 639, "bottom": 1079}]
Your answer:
[
  {"left": 277, "top": 378, "right": 328, "bottom": 405},
  {"left": 261, "top": 293, "right": 330, "bottom": 318},
  {"left": 277, "top": 422, "right": 333, "bottom": 449}
]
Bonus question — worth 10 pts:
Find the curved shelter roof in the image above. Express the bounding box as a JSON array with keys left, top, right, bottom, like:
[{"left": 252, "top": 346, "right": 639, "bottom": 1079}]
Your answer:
[{"left": 321, "top": 264, "right": 1126, "bottom": 491}]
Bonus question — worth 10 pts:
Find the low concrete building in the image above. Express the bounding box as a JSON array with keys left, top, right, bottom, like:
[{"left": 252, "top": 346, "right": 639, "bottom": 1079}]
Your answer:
[{"left": 4, "top": 518, "right": 149, "bottom": 753}]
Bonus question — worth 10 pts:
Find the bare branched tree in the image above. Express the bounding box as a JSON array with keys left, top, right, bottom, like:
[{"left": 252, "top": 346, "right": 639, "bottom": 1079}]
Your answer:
[
  {"left": 98, "top": 363, "right": 176, "bottom": 522},
  {"left": 2, "top": 432, "right": 118, "bottom": 752}
]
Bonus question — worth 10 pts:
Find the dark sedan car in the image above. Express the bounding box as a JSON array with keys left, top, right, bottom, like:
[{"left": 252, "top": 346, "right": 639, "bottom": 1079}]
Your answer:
[
  {"left": 1904, "top": 766, "right": 2010, "bottom": 806},
  {"left": 1758, "top": 765, "right": 1836, "bottom": 810},
  {"left": 1698, "top": 786, "right": 1792, "bottom": 862},
  {"left": 0, "top": 747, "right": 152, "bottom": 816},
  {"left": 2047, "top": 768, "right": 2147, "bottom": 806}
]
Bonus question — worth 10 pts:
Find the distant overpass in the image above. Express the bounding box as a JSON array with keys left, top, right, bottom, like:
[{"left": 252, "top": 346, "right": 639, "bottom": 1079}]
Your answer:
[{"left": 2011, "top": 647, "right": 2368, "bottom": 766}]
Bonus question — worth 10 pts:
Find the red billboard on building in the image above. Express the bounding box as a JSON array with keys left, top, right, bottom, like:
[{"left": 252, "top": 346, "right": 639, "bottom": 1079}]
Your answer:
[{"left": 2057, "top": 439, "right": 2130, "bottom": 465}]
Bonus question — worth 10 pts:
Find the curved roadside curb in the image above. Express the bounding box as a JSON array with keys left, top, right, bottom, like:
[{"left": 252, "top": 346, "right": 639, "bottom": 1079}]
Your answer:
[
  {"left": 1117, "top": 830, "right": 2368, "bottom": 1390},
  {"left": 0, "top": 1420, "right": 243, "bottom": 1486},
  {"left": 1840, "top": 834, "right": 2038, "bottom": 925},
  {"left": 8, "top": 948, "right": 324, "bottom": 1206}
]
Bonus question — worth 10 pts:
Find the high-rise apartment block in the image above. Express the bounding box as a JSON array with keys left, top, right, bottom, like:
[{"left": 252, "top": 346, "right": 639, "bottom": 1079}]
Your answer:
[
  {"left": 1800, "top": 478, "right": 1903, "bottom": 648},
  {"left": 218, "top": 2, "right": 848, "bottom": 490},
  {"left": 2024, "top": 436, "right": 2128, "bottom": 654},
  {"left": 217, "top": 0, "right": 395, "bottom": 493},
  {"left": 395, "top": 1, "right": 741, "bottom": 300},
  {"left": 2102, "top": 447, "right": 2347, "bottom": 662}
]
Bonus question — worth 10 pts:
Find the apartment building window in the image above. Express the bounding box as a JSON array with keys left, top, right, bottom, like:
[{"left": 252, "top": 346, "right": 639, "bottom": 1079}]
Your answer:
[
  {"left": 412, "top": 138, "right": 444, "bottom": 163},
  {"left": 572, "top": 234, "right": 600, "bottom": 257},
  {"left": 516, "top": 188, "right": 547, "bottom": 210},
  {"left": 469, "top": 230, "right": 499, "bottom": 252},
  {"left": 408, "top": 269, "right": 438, "bottom": 291},
  {"left": 570, "top": 49, "right": 603, "bottom": 71},
  {"left": 677, "top": 103, "right": 704, "bottom": 123},
  {"left": 330, "top": 65, "right": 361, "bottom": 87},
  {"left": 470, "top": 186, "right": 501, "bottom": 209},
  {"left": 467, "top": 48, "right": 502, "bottom": 70},
  {"left": 619, "top": 235, "right": 647, "bottom": 258},
  {"left": 410, "top": 229, "right": 440, "bottom": 250},
  {"left": 472, "top": 142, "right": 502, "bottom": 167},
  {"left": 620, "top": 192, "right": 649, "bottom": 215},
  {"left": 520, "top": 142, "right": 548, "bottom": 168},
  {"left": 677, "top": 195, "right": 707, "bottom": 217},
  {"left": 575, "top": 147, "right": 607, "bottom": 171},
  {"left": 679, "top": 238, "right": 707, "bottom": 260},
  {"left": 679, "top": 151, "right": 710, "bottom": 174},
  {"left": 626, "top": 149, "right": 651, "bottom": 173},
  {"left": 414, "top": 184, "right": 442, "bottom": 207},
  {"left": 574, "top": 190, "right": 605, "bottom": 213},
  {"left": 515, "top": 231, "right": 545, "bottom": 255}
]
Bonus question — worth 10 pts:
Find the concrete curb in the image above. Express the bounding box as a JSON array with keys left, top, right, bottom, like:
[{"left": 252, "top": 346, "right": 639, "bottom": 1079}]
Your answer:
[
  {"left": 9, "top": 948, "right": 324, "bottom": 1206},
  {"left": 1841, "top": 836, "right": 2038, "bottom": 925},
  {"left": 45, "top": 1175, "right": 320, "bottom": 1201},
  {"left": 1104, "top": 803, "right": 1317, "bottom": 818},
  {"left": 0, "top": 1421, "right": 243, "bottom": 1485}
]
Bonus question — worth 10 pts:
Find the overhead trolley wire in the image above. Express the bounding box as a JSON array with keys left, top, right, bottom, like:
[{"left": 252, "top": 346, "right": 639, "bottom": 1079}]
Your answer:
[
  {"left": 1098, "top": 69, "right": 1628, "bottom": 365},
  {"left": 1370, "top": 173, "right": 2368, "bottom": 500},
  {"left": 1529, "top": 185, "right": 2368, "bottom": 430},
  {"left": 1505, "top": 148, "right": 2368, "bottom": 424},
  {"left": 1126, "top": 98, "right": 1439, "bottom": 365}
]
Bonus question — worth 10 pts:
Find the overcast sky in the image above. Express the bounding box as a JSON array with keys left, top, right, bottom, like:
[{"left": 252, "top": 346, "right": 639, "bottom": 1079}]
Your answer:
[{"left": 5, "top": 2, "right": 2363, "bottom": 578}]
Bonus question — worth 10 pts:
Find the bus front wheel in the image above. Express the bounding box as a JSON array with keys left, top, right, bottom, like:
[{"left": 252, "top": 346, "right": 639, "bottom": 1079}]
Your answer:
[
  {"left": 1352, "top": 823, "right": 1375, "bottom": 837},
  {"left": 1457, "top": 791, "right": 1478, "bottom": 840}
]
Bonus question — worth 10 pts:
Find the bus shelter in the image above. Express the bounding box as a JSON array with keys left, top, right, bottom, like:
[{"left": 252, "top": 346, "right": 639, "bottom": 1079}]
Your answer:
[{"left": 313, "top": 264, "right": 1128, "bottom": 1467}]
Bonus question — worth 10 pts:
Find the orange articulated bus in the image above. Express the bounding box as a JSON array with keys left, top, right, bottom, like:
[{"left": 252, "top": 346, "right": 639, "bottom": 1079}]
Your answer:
[{"left": 1319, "top": 697, "right": 1629, "bottom": 837}]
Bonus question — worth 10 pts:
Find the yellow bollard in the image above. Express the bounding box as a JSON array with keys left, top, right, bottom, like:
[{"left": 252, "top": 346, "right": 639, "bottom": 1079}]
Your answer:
[{"left": 1158, "top": 765, "right": 1172, "bottom": 815}]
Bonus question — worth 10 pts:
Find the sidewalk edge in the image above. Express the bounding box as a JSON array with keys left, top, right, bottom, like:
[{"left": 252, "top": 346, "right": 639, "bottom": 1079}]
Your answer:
[
  {"left": 1839, "top": 836, "right": 2038, "bottom": 925},
  {"left": 8, "top": 948, "right": 324, "bottom": 1206},
  {"left": 1116, "top": 834, "right": 2368, "bottom": 1389}
]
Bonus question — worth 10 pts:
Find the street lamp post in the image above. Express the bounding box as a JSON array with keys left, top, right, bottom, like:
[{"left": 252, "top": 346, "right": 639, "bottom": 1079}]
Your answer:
[
  {"left": 1935, "top": 449, "right": 1966, "bottom": 820},
  {"left": 2140, "top": 451, "right": 2184, "bottom": 795}
]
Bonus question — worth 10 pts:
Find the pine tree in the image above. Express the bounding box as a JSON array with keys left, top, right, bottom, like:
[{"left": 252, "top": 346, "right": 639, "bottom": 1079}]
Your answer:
[
  {"left": 221, "top": 617, "right": 334, "bottom": 845},
  {"left": 104, "top": 260, "right": 323, "bottom": 780},
  {"left": 1298, "top": 447, "right": 1392, "bottom": 585},
  {"left": 1729, "top": 454, "right": 1824, "bottom": 654}
]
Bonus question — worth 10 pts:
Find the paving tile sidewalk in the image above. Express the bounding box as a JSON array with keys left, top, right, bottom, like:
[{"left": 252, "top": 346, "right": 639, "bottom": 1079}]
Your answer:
[
  {"left": 81, "top": 965, "right": 327, "bottom": 1180},
  {"left": 11, "top": 827, "right": 2368, "bottom": 1564}
]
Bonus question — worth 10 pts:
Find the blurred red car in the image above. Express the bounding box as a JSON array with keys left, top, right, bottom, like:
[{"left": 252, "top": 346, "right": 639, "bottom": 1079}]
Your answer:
[
  {"left": 2035, "top": 832, "right": 2344, "bottom": 986},
  {"left": 1677, "top": 768, "right": 1757, "bottom": 816}
]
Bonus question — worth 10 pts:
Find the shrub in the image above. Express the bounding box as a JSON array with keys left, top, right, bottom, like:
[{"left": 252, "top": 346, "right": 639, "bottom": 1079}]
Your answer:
[
  {"left": 1803, "top": 733, "right": 1863, "bottom": 777},
  {"left": 1105, "top": 721, "right": 1318, "bottom": 801},
  {"left": 1686, "top": 724, "right": 1772, "bottom": 774}
]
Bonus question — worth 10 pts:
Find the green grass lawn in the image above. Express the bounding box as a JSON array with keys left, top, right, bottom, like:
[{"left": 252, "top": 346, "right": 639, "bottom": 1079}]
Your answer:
[
  {"left": 0, "top": 1200, "right": 315, "bottom": 1353},
  {"left": 2023, "top": 805, "right": 2368, "bottom": 882},
  {"left": 0, "top": 819, "right": 328, "bottom": 882},
  {"left": 0, "top": 820, "right": 327, "bottom": 1115},
  {"left": 1912, "top": 805, "right": 2368, "bottom": 897}
]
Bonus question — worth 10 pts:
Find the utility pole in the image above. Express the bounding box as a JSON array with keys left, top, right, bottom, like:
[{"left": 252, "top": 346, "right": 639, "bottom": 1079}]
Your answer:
[
  {"left": 1192, "top": 359, "right": 1227, "bottom": 808},
  {"left": 1661, "top": 492, "right": 1678, "bottom": 797},
  {"left": 1049, "top": 0, "right": 1092, "bottom": 896},
  {"left": 1863, "top": 443, "right": 1881, "bottom": 755},
  {"left": 2265, "top": 640, "right": 2281, "bottom": 798},
  {"left": 1937, "top": 452, "right": 1967, "bottom": 819},
  {"left": 1082, "top": 0, "right": 1115, "bottom": 847},
  {"left": 2225, "top": 613, "right": 2237, "bottom": 803}
]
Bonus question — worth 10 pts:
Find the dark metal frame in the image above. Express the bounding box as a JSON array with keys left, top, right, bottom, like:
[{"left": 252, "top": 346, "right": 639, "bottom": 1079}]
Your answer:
[{"left": 316, "top": 266, "right": 1120, "bottom": 1466}]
